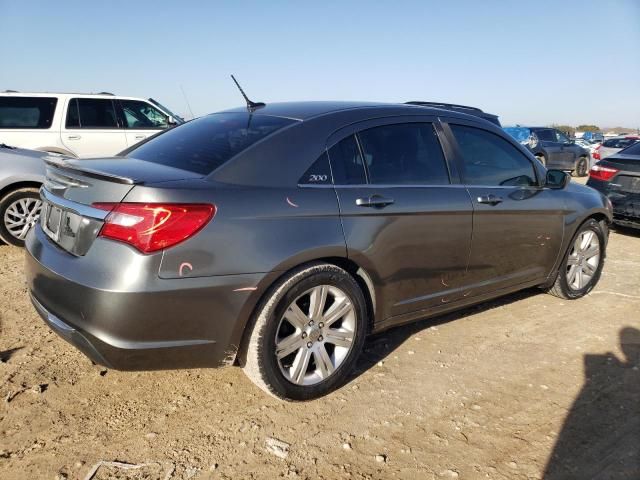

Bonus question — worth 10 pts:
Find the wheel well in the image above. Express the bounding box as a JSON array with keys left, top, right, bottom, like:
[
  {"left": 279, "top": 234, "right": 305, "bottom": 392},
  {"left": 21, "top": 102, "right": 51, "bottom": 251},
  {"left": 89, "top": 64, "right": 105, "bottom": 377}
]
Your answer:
[
  {"left": 0, "top": 181, "right": 42, "bottom": 200},
  {"left": 235, "top": 256, "right": 376, "bottom": 366}
]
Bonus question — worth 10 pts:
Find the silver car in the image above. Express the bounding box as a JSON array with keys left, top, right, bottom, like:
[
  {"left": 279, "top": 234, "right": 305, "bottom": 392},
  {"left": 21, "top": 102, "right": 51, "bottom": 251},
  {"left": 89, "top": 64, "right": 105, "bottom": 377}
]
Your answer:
[
  {"left": 595, "top": 136, "right": 640, "bottom": 160},
  {"left": 0, "top": 144, "right": 47, "bottom": 246}
]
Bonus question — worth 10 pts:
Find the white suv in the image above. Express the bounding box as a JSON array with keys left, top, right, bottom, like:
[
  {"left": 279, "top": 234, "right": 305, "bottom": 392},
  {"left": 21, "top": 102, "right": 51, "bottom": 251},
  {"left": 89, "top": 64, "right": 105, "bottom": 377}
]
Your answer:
[{"left": 0, "top": 91, "right": 184, "bottom": 157}]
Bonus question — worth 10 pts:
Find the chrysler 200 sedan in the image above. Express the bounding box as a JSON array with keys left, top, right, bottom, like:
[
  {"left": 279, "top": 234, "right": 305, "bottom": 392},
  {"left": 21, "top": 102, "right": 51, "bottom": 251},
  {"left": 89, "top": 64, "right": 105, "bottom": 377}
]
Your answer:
[{"left": 25, "top": 101, "right": 612, "bottom": 400}]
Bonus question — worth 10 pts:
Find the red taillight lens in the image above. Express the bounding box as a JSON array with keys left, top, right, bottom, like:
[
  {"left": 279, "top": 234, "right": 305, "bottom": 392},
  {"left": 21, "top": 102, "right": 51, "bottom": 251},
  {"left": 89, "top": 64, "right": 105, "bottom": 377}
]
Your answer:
[
  {"left": 93, "top": 203, "right": 215, "bottom": 253},
  {"left": 592, "top": 144, "right": 601, "bottom": 160},
  {"left": 589, "top": 164, "right": 619, "bottom": 182}
]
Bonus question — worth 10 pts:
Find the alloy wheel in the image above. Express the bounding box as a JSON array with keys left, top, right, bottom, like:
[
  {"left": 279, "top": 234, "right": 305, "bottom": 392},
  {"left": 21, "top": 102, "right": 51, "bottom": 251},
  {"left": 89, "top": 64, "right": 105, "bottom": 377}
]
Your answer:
[
  {"left": 566, "top": 230, "right": 600, "bottom": 290},
  {"left": 275, "top": 285, "right": 356, "bottom": 386},
  {"left": 4, "top": 197, "right": 42, "bottom": 240}
]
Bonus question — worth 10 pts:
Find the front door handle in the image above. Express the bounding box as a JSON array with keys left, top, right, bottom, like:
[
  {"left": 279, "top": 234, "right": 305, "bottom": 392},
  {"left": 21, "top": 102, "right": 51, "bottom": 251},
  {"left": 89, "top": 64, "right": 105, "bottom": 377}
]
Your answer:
[
  {"left": 67, "top": 135, "right": 81, "bottom": 140},
  {"left": 477, "top": 194, "right": 503, "bottom": 206},
  {"left": 356, "top": 195, "right": 395, "bottom": 208}
]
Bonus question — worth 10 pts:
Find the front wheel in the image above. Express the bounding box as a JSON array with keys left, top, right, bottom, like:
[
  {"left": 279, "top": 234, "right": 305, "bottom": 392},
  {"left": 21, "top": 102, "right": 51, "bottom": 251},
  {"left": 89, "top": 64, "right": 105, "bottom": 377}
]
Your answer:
[
  {"left": 547, "top": 219, "right": 606, "bottom": 299},
  {"left": 0, "top": 187, "right": 43, "bottom": 247},
  {"left": 242, "top": 263, "right": 367, "bottom": 401}
]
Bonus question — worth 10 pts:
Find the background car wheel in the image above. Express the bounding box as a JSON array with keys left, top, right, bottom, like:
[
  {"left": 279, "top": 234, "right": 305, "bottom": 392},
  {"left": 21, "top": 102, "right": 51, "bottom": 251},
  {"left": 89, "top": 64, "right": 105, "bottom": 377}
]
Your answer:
[
  {"left": 547, "top": 218, "right": 606, "bottom": 299},
  {"left": 572, "top": 156, "right": 589, "bottom": 177},
  {"left": 536, "top": 155, "right": 546, "bottom": 167},
  {"left": 242, "top": 262, "right": 368, "bottom": 401},
  {"left": 0, "top": 187, "right": 42, "bottom": 247}
]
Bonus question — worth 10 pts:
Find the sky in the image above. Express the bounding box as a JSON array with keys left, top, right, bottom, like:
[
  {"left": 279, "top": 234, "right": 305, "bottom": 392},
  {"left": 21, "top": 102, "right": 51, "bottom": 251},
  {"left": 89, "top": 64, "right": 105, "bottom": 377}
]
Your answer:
[{"left": 1, "top": 0, "right": 639, "bottom": 128}]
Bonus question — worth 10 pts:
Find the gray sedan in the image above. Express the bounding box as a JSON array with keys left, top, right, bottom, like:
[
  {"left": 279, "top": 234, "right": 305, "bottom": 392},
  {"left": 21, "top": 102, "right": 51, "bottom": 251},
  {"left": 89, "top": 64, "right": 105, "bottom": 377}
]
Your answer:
[
  {"left": 25, "top": 102, "right": 612, "bottom": 400},
  {"left": 0, "top": 144, "right": 47, "bottom": 246}
]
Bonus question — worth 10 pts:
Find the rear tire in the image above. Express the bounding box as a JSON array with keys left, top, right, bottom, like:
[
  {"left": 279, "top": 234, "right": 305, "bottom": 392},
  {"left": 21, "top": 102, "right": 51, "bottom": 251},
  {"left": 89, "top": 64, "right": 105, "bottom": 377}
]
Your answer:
[
  {"left": 547, "top": 219, "right": 606, "bottom": 299},
  {"left": 242, "top": 263, "right": 367, "bottom": 401},
  {"left": 572, "top": 156, "right": 589, "bottom": 177},
  {"left": 0, "top": 188, "right": 43, "bottom": 247}
]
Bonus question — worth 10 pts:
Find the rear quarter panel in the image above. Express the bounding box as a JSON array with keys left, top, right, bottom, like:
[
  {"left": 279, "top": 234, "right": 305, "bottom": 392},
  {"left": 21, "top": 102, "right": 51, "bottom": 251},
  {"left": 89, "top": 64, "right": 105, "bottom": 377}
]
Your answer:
[{"left": 120, "top": 181, "right": 346, "bottom": 279}]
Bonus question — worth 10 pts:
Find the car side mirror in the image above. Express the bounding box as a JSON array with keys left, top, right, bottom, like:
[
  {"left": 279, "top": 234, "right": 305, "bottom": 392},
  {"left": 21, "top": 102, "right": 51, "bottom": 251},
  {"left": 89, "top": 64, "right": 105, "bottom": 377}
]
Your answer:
[
  {"left": 167, "top": 116, "right": 177, "bottom": 126},
  {"left": 546, "top": 169, "right": 570, "bottom": 189}
]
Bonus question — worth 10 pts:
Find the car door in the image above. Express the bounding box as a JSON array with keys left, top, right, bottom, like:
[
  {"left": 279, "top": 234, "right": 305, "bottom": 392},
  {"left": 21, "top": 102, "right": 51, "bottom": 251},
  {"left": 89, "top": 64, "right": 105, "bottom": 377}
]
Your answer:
[
  {"left": 62, "top": 98, "right": 128, "bottom": 157},
  {"left": 328, "top": 117, "right": 473, "bottom": 322},
  {"left": 444, "top": 121, "right": 565, "bottom": 297},
  {"left": 535, "top": 128, "right": 565, "bottom": 168},
  {"left": 553, "top": 129, "right": 578, "bottom": 167},
  {"left": 117, "top": 99, "right": 170, "bottom": 148}
]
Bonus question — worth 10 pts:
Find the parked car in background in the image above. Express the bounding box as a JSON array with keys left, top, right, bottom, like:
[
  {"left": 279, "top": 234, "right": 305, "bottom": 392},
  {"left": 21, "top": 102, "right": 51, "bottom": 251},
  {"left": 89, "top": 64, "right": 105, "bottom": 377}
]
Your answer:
[
  {"left": 576, "top": 131, "right": 604, "bottom": 144},
  {"left": 25, "top": 101, "right": 611, "bottom": 401},
  {"left": 587, "top": 141, "right": 640, "bottom": 229},
  {"left": 0, "top": 91, "right": 184, "bottom": 158},
  {"left": 503, "top": 126, "right": 591, "bottom": 176},
  {"left": 592, "top": 135, "right": 640, "bottom": 161},
  {"left": 0, "top": 144, "right": 47, "bottom": 246}
]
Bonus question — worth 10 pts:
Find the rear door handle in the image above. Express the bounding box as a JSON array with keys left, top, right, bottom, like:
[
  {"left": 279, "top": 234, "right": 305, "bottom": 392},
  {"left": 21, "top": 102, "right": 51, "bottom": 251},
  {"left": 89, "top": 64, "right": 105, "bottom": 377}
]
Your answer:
[
  {"left": 67, "top": 135, "right": 81, "bottom": 140},
  {"left": 477, "top": 194, "right": 503, "bottom": 206},
  {"left": 356, "top": 195, "right": 395, "bottom": 208},
  {"left": 134, "top": 135, "right": 146, "bottom": 140}
]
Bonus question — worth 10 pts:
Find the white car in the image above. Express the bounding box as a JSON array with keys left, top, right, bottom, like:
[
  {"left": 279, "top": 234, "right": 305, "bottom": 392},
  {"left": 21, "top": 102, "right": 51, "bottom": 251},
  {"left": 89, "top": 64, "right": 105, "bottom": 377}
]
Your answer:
[{"left": 0, "top": 91, "right": 183, "bottom": 158}]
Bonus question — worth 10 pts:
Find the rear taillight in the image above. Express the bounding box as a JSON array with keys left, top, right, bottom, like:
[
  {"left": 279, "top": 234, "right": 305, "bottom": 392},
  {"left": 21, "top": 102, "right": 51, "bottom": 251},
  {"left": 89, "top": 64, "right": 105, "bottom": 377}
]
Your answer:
[
  {"left": 592, "top": 144, "right": 601, "bottom": 160},
  {"left": 93, "top": 203, "right": 215, "bottom": 253},
  {"left": 589, "top": 164, "right": 619, "bottom": 182}
]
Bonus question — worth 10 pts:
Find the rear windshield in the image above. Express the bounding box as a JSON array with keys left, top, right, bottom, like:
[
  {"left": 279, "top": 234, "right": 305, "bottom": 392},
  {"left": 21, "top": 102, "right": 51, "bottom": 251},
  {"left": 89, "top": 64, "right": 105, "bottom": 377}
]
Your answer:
[
  {"left": 619, "top": 141, "right": 640, "bottom": 156},
  {"left": 126, "top": 112, "right": 297, "bottom": 175},
  {"left": 0, "top": 96, "right": 58, "bottom": 129},
  {"left": 503, "top": 127, "right": 531, "bottom": 144}
]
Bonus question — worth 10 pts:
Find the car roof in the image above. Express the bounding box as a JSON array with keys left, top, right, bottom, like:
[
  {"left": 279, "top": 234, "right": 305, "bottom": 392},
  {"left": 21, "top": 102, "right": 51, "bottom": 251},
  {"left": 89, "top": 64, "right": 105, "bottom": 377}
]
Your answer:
[
  {"left": 219, "top": 101, "right": 488, "bottom": 122},
  {"left": 0, "top": 91, "right": 149, "bottom": 102}
]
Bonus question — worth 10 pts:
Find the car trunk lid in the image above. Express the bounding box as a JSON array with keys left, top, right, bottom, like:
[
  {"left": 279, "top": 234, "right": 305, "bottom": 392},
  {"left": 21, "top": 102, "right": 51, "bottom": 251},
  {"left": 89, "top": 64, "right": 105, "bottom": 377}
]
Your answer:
[{"left": 39, "top": 157, "right": 204, "bottom": 255}]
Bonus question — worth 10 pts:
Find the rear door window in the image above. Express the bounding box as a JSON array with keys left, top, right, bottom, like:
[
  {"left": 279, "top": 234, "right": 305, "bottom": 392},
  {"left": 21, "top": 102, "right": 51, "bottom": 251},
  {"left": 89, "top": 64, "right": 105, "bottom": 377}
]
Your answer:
[
  {"left": 0, "top": 96, "right": 57, "bottom": 129},
  {"left": 126, "top": 113, "right": 296, "bottom": 175},
  {"left": 328, "top": 135, "right": 367, "bottom": 184},
  {"left": 66, "top": 98, "right": 119, "bottom": 129},
  {"left": 357, "top": 123, "right": 450, "bottom": 185},
  {"left": 450, "top": 124, "right": 537, "bottom": 187}
]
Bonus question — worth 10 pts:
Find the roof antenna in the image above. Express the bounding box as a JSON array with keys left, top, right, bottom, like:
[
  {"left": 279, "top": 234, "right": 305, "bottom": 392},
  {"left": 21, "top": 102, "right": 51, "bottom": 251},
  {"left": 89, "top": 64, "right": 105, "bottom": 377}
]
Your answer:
[{"left": 230, "top": 74, "right": 265, "bottom": 112}]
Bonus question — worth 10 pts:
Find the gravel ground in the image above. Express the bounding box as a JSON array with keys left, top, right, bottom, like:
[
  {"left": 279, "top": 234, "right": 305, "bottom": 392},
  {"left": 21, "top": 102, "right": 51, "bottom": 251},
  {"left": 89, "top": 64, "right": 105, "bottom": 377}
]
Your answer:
[{"left": 1, "top": 222, "right": 639, "bottom": 479}]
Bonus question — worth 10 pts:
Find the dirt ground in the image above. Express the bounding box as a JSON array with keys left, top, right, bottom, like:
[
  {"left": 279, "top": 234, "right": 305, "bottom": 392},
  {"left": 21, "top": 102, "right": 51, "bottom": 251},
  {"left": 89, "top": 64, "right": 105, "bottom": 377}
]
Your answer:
[{"left": 1, "top": 216, "right": 639, "bottom": 479}]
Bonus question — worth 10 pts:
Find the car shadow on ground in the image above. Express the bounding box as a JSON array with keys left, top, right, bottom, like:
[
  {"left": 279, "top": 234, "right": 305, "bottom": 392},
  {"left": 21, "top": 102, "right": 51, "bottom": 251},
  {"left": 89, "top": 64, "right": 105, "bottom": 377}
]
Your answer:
[
  {"left": 612, "top": 225, "right": 640, "bottom": 238},
  {"left": 543, "top": 327, "right": 640, "bottom": 479},
  {"left": 351, "top": 287, "right": 540, "bottom": 378}
]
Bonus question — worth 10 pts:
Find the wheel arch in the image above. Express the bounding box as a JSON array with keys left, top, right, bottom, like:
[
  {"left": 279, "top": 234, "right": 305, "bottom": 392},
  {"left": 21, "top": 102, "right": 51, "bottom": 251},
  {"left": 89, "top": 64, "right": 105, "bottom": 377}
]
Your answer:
[
  {"left": 234, "top": 256, "right": 376, "bottom": 367},
  {"left": 0, "top": 181, "right": 43, "bottom": 200}
]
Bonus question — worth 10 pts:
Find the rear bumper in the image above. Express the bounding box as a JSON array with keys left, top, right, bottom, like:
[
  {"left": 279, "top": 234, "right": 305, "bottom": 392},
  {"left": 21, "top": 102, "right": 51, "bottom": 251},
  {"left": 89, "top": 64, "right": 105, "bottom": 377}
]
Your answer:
[
  {"left": 586, "top": 178, "right": 640, "bottom": 228},
  {"left": 25, "top": 226, "right": 269, "bottom": 370}
]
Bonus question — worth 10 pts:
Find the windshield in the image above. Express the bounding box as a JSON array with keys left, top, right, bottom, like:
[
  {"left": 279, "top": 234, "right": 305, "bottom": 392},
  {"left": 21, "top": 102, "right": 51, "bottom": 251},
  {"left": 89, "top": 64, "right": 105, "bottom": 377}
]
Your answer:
[
  {"left": 148, "top": 98, "right": 185, "bottom": 124},
  {"left": 127, "top": 112, "right": 297, "bottom": 175},
  {"left": 503, "top": 127, "right": 532, "bottom": 144}
]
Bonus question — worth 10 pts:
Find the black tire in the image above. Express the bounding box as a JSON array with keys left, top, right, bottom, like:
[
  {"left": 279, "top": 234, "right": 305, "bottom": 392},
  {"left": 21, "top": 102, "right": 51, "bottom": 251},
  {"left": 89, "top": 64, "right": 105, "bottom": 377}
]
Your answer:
[
  {"left": 242, "top": 262, "right": 367, "bottom": 401},
  {"left": 572, "top": 156, "right": 589, "bottom": 177},
  {"left": 0, "top": 187, "right": 42, "bottom": 247},
  {"left": 547, "top": 218, "right": 606, "bottom": 299}
]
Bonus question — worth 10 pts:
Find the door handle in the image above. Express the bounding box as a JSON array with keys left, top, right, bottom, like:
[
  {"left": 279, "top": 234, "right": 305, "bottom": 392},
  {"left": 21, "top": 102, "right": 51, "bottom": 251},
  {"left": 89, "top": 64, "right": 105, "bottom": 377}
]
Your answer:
[
  {"left": 67, "top": 135, "right": 81, "bottom": 140},
  {"left": 356, "top": 195, "right": 395, "bottom": 208},
  {"left": 477, "top": 194, "right": 503, "bottom": 206},
  {"left": 134, "top": 135, "right": 145, "bottom": 140}
]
